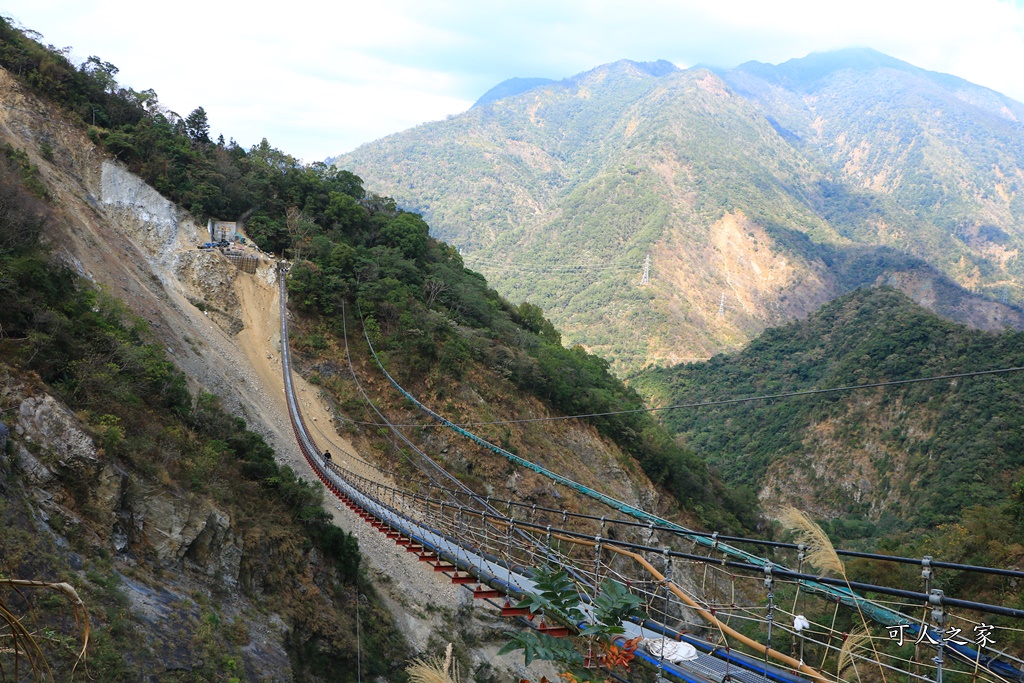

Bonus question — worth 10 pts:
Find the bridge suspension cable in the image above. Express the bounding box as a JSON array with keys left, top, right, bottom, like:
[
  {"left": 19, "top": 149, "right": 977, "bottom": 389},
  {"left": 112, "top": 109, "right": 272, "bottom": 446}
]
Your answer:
[
  {"left": 320, "top": 365, "right": 1024, "bottom": 430},
  {"left": 277, "top": 269, "right": 1024, "bottom": 683},
  {"left": 323, "top": 457, "right": 1024, "bottom": 683},
  {"left": 326, "top": 464, "right": 1024, "bottom": 580},
  {"left": 353, "top": 306, "right": 1024, "bottom": 678}
]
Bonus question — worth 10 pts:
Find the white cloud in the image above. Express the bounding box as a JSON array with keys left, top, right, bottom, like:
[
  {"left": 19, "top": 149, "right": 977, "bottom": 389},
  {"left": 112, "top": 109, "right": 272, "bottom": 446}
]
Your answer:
[{"left": 4, "top": 0, "right": 1024, "bottom": 160}]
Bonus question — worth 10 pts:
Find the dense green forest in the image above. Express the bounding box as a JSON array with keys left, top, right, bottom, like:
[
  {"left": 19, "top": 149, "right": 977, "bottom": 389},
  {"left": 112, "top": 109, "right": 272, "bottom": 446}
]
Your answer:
[
  {"left": 634, "top": 287, "right": 1024, "bottom": 553},
  {"left": 333, "top": 60, "right": 844, "bottom": 371},
  {"left": 631, "top": 287, "right": 1024, "bottom": 618}
]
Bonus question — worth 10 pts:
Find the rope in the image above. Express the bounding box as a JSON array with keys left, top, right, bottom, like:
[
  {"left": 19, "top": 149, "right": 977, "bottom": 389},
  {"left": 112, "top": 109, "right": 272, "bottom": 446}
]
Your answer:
[
  {"left": 280, "top": 278, "right": 1024, "bottom": 683},
  {"left": 354, "top": 311, "right": 968, "bottom": 632}
]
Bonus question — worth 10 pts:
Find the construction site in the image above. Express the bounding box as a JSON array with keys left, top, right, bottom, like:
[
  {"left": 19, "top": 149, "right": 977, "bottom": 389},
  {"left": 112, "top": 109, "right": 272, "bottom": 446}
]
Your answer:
[{"left": 201, "top": 218, "right": 262, "bottom": 274}]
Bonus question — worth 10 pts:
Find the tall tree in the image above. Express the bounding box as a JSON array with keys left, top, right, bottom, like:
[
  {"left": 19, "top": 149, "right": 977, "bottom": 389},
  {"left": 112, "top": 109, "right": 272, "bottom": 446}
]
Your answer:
[
  {"left": 82, "top": 55, "right": 119, "bottom": 93},
  {"left": 184, "top": 106, "right": 210, "bottom": 143}
]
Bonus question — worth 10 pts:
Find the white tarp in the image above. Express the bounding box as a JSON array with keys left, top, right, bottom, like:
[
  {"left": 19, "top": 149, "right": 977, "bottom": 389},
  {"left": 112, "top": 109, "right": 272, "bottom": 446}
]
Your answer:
[{"left": 645, "top": 638, "right": 699, "bottom": 663}]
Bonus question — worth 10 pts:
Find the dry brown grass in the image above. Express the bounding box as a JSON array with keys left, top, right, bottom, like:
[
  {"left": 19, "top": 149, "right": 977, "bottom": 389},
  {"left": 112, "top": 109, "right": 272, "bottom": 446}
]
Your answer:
[
  {"left": 836, "top": 625, "right": 870, "bottom": 682},
  {"left": 407, "top": 642, "right": 461, "bottom": 683},
  {"left": 777, "top": 507, "right": 845, "bottom": 577},
  {"left": 777, "top": 507, "right": 887, "bottom": 683},
  {"left": 0, "top": 578, "right": 90, "bottom": 682}
]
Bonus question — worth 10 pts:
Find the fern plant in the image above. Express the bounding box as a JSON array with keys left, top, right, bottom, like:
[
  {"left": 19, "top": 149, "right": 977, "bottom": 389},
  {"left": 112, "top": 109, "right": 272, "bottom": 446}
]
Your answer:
[{"left": 498, "top": 566, "right": 646, "bottom": 683}]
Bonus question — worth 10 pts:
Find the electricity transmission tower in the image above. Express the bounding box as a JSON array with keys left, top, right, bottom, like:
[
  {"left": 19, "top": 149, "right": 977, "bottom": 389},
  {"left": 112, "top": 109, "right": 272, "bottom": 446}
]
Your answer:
[
  {"left": 640, "top": 254, "right": 650, "bottom": 286},
  {"left": 718, "top": 292, "right": 726, "bottom": 317}
]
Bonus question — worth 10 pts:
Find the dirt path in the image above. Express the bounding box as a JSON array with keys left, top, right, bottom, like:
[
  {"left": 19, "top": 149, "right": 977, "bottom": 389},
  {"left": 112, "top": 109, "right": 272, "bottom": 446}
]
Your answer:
[{"left": 0, "top": 70, "right": 556, "bottom": 674}]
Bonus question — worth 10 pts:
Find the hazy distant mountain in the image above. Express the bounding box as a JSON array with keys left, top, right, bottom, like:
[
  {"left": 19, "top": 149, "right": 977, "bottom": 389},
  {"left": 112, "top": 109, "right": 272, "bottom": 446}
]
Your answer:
[
  {"left": 474, "top": 77, "right": 556, "bottom": 107},
  {"left": 720, "top": 48, "right": 1024, "bottom": 279},
  {"left": 331, "top": 51, "right": 1024, "bottom": 373}
]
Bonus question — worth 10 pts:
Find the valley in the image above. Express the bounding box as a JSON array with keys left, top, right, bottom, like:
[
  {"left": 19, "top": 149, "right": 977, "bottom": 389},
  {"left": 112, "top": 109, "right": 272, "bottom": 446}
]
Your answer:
[{"left": 2, "top": 17, "right": 1024, "bottom": 683}]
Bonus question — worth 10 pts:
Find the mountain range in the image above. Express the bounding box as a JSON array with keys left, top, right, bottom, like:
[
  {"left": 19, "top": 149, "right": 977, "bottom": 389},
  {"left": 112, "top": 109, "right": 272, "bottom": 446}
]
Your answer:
[
  {"left": 330, "top": 49, "right": 1024, "bottom": 373},
  {"left": 5, "top": 20, "right": 1024, "bottom": 677}
]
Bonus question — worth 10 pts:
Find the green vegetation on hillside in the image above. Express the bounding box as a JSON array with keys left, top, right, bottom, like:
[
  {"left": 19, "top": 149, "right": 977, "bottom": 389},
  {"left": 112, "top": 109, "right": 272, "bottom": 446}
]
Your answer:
[
  {"left": 334, "top": 61, "right": 848, "bottom": 371},
  {"left": 633, "top": 286, "right": 1024, "bottom": 621},
  {"left": 727, "top": 49, "right": 1024, "bottom": 294},
  {"left": 282, "top": 177, "right": 753, "bottom": 530},
  {"left": 0, "top": 6, "right": 753, "bottom": 595},
  {"left": 0, "top": 19, "right": 751, "bottom": 529},
  {"left": 0, "top": 120, "right": 404, "bottom": 680},
  {"left": 334, "top": 51, "right": 1024, "bottom": 372},
  {"left": 634, "top": 287, "right": 1024, "bottom": 534},
  {"left": 6, "top": 22, "right": 1024, "bottom": 670}
]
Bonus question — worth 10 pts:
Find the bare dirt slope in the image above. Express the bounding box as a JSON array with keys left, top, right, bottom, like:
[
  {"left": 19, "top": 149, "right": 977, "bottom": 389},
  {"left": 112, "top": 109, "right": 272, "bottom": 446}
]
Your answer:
[
  {"left": 0, "top": 70, "right": 561, "bottom": 679},
  {"left": 0, "top": 66, "right": 333, "bottom": 481}
]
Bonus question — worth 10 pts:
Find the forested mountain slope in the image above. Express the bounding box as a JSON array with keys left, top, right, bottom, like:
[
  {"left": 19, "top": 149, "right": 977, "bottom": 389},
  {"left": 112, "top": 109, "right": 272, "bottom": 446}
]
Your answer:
[
  {"left": 722, "top": 48, "right": 1024, "bottom": 284},
  {"left": 332, "top": 52, "right": 1024, "bottom": 373},
  {"left": 0, "top": 19, "right": 755, "bottom": 680},
  {"left": 633, "top": 287, "right": 1024, "bottom": 552}
]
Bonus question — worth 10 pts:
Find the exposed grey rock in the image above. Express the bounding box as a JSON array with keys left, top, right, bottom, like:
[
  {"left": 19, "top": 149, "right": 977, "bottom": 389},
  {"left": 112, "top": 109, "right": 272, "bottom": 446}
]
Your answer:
[
  {"left": 68, "top": 552, "right": 83, "bottom": 570},
  {"left": 100, "top": 160, "right": 201, "bottom": 265},
  {"left": 138, "top": 492, "right": 243, "bottom": 589},
  {"left": 112, "top": 522, "right": 129, "bottom": 553},
  {"left": 15, "top": 394, "right": 98, "bottom": 476},
  {"left": 95, "top": 464, "right": 124, "bottom": 516},
  {"left": 15, "top": 443, "right": 55, "bottom": 485},
  {"left": 240, "top": 613, "right": 292, "bottom": 682}
]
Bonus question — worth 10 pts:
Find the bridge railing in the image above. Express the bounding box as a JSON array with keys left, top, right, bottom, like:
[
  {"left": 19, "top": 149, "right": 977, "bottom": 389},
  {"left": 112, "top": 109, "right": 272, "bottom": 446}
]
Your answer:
[{"left": 278, "top": 269, "right": 1024, "bottom": 683}]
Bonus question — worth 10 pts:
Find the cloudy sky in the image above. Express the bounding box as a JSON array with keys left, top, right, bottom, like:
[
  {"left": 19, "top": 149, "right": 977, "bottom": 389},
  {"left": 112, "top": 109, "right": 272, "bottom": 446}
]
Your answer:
[{"left": 7, "top": 0, "right": 1024, "bottom": 162}]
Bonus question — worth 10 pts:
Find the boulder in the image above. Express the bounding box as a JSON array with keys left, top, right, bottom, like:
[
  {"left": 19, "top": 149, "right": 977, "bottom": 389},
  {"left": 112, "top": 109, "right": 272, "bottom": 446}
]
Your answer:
[
  {"left": 14, "top": 394, "right": 98, "bottom": 476},
  {"left": 139, "top": 492, "right": 243, "bottom": 589}
]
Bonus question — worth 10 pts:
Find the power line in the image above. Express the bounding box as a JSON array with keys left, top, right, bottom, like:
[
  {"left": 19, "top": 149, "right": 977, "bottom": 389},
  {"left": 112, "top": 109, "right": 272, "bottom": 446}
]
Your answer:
[
  {"left": 380, "top": 362, "right": 1024, "bottom": 428},
  {"left": 450, "top": 365, "right": 1024, "bottom": 427},
  {"left": 461, "top": 255, "right": 636, "bottom": 273}
]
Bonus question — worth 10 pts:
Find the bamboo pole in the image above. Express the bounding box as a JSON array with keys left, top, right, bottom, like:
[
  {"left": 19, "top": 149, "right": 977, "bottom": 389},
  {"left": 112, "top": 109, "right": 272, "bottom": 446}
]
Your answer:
[{"left": 554, "top": 534, "right": 832, "bottom": 683}]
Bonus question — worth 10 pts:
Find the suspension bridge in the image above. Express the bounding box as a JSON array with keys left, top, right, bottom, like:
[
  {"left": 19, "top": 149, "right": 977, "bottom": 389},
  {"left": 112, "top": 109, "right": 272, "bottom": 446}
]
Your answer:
[{"left": 277, "top": 267, "right": 1024, "bottom": 683}]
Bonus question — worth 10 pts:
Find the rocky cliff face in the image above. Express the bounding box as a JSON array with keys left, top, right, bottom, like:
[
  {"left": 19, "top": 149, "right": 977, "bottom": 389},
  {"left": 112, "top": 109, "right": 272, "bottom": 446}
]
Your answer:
[
  {"left": 1, "top": 377, "right": 292, "bottom": 679},
  {"left": 100, "top": 160, "right": 203, "bottom": 266},
  {"left": 0, "top": 66, "right": 396, "bottom": 680}
]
